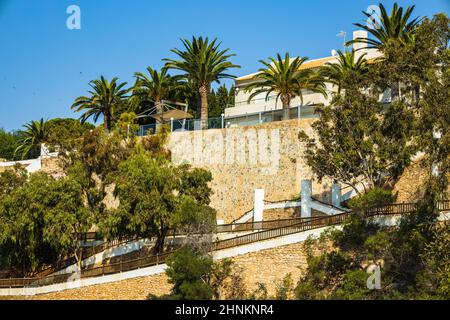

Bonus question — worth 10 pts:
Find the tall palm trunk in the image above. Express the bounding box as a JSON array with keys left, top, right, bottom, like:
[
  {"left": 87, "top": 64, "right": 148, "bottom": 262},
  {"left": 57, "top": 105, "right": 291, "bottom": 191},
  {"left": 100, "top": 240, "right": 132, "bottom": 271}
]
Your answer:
[
  {"left": 155, "top": 98, "right": 163, "bottom": 115},
  {"left": 104, "top": 108, "right": 112, "bottom": 131},
  {"left": 154, "top": 98, "right": 163, "bottom": 126},
  {"left": 281, "top": 95, "right": 291, "bottom": 120},
  {"left": 199, "top": 85, "right": 209, "bottom": 130}
]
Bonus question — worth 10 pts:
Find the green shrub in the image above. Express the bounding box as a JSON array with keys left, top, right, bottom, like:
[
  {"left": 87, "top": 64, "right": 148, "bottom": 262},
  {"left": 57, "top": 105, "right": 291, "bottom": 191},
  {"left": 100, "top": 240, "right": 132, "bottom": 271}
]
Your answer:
[
  {"left": 349, "top": 188, "right": 396, "bottom": 212},
  {"left": 332, "top": 269, "right": 371, "bottom": 300}
]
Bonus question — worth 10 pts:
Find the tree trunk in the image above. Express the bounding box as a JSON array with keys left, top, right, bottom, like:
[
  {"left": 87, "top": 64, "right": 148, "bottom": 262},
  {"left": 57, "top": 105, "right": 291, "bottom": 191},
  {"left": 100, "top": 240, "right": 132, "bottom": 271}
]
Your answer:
[
  {"left": 199, "top": 85, "right": 209, "bottom": 130},
  {"left": 154, "top": 231, "right": 167, "bottom": 254},
  {"left": 281, "top": 95, "right": 291, "bottom": 120},
  {"left": 155, "top": 99, "right": 163, "bottom": 115},
  {"left": 104, "top": 109, "right": 112, "bottom": 131}
]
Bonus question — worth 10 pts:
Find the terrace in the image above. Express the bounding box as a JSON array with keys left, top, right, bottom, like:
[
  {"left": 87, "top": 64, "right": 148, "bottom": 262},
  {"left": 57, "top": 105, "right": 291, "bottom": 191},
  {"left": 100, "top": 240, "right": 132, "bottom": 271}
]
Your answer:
[{"left": 138, "top": 104, "right": 319, "bottom": 136}]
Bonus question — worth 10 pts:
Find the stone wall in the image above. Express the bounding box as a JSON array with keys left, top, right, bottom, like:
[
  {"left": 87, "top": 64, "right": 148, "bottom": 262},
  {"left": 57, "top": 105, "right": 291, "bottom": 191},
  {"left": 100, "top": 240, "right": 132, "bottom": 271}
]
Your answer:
[
  {"left": 393, "top": 157, "right": 450, "bottom": 203},
  {"left": 10, "top": 242, "right": 313, "bottom": 300},
  {"left": 168, "top": 119, "right": 333, "bottom": 223}
]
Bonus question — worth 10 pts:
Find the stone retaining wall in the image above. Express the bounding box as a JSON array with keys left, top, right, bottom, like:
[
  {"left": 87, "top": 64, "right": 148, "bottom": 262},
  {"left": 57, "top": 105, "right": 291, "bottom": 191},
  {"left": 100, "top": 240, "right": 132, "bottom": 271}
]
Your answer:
[
  {"left": 7, "top": 242, "right": 311, "bottom": 300},
  {"left": 167, "top": 119, "right": 333, "bottom": 223}
]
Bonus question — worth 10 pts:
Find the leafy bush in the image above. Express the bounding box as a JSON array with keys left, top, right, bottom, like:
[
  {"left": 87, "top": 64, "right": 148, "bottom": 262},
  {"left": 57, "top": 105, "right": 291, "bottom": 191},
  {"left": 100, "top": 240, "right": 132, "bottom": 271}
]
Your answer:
[
  {"left": 332, "top": 270, "right": 371, "bottom": 300},
  {"left": 152, "top": 247, "right": 244, "bottom": 300},
  {"left": 348, "top": 187, "right": 396, "bottom": 212}
]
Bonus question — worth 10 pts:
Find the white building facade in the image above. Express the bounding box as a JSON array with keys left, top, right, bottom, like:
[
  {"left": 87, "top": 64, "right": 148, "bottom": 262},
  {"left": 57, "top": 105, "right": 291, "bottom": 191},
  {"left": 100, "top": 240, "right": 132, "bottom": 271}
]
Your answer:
[{"left": 225, "top": 30, "right": 384, "bottom": 118}]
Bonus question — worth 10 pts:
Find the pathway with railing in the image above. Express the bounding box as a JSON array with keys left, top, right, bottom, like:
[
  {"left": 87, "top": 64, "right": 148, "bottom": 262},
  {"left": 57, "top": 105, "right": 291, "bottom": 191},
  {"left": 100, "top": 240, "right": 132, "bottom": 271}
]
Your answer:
[{"left": 1, "top": 200, "right": 448, "bottom": 289}]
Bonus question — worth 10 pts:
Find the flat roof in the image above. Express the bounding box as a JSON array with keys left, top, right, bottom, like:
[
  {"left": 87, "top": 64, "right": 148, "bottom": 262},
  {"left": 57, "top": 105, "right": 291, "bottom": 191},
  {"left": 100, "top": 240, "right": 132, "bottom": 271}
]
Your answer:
[
  {"left": 235, "top": 54, "right": 381, "bottom": 83},
  {"left": 235, "top": 56, "right": 336, "bottom": 82}
]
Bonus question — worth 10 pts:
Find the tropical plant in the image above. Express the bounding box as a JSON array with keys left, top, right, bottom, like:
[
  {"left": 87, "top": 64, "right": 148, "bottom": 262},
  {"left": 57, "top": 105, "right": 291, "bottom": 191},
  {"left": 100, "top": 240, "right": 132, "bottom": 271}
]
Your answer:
[
  {"left": 320, "top": 50, "right": 369, "bottom": 93},
  {"left": 14, "top": 118, "right": 50, "bottom": 159},
  {"left": 132, "top": 67, "right": 178, "bottom": 117},
  {"left": 0, "top": 129, "right": 22, "bottom": 161},
  {"left": 71, "top": 76, "right": 129, "bottom": 131},
  {"left": 348, "top": 2, "right": 421, "bottom": 50},
  {"left": 164, "top": 36, "right": 240, "bottom": 129},
  {"left": 244, "top": 53, "right": 326, "bottom": 120},
  {"left": 348, "top": 3, "right": 422, "bottom": 101}
]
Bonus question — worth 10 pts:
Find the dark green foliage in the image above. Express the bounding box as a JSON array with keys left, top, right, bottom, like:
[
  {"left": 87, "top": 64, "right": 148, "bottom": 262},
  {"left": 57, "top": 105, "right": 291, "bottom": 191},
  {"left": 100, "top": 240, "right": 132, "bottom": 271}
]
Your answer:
[
  {"left": 348, "top": 188, "right": 397, "bottom": 212},
  {"left": 151, "top": 247, "right": 242, "bottom": 300},
  {"left": 294, "top": 179, "right": 448, "bottom": 300},
  {"left": 299, "top": 93, "right": 416, "bottom": 194},
  {"left": 331, "top": 269, "right": 373, "bottom": 300},
  {"left": 0, "top": 171, "right": 88, "bottom": 274},
  {"left": 244, "top": 53, "right": 326, "bottom": 120},
  {"left": 208, "top": 85, "right": 235, "bottom": 118},
  {"left": 164, "top": 36, "right": 240, "bottom": 129},
  {"left": 71, "top": 76, "right": 130, "bottom": 131},
  {"left": 0, "top": 129, "right": 23, "bottom": 161},
  {"left": 164, "top": 248, "right": 214, "bottom": 300},
  {"left": 14, "top": 118, "right": 50, "bottom": 159},
  {"left": 98, "top": 150, "right": 215, "bottom": 253},
  {"left": 332, "top": 213, "right": 380, "bottom": 249},
  {"left": 46, "top": 118, "right": 94, "bottom": 150}
]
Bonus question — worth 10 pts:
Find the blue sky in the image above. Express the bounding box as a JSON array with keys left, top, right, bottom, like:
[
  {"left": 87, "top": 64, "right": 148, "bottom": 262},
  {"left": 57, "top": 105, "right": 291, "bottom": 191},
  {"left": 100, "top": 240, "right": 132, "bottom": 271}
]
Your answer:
[{"left": 0, "top": 0, "right": 448, "bottom": 131}]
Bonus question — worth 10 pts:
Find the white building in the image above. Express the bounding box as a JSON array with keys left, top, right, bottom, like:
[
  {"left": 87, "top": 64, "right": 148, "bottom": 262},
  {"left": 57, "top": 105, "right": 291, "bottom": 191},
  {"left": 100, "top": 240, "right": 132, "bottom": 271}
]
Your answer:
[{"left": 225, "top": 31, "right": 384, "bottom": 118}]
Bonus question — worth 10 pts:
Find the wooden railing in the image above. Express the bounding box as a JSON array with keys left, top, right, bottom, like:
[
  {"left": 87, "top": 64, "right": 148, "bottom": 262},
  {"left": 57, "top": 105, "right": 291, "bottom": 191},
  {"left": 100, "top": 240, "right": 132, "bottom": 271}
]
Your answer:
[{"left": 1, "top": 200, "right": 448, "bottom": 289}]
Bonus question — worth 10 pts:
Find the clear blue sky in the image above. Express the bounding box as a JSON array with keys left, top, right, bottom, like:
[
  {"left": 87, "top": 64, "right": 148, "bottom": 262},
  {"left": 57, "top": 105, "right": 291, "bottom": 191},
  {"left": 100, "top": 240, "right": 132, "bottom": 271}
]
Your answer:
[{"left": 0, "top": 0, "right": 448, "bottom": 131}]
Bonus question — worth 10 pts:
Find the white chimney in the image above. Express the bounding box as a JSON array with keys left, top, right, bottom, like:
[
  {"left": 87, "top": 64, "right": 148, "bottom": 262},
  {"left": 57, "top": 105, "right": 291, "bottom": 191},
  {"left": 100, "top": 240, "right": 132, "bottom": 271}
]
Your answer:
[
  {"left": 353, "top": 30, "right": 368, "bottom": 59},
  {"left": 353, "top": 30, "right": 368, "bottom": 50}
]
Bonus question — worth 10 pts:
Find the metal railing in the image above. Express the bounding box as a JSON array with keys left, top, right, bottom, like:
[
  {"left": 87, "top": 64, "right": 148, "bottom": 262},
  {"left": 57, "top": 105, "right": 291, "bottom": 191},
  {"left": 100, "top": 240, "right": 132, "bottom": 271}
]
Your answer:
[
  {"left": 0, "top": 251, "right": 172, "bottom": 289},
  {"left": 214, "top": 213, "right": 348, "bottom": 251},
  {"left": 1, "top": 200, "right": 448, "bottom": 289},
  {"left": 364, "top": 200, "right": 450, "bottom": 217},
  {"left": 137, "top": 104, "right": 320, "bottom": 136}
]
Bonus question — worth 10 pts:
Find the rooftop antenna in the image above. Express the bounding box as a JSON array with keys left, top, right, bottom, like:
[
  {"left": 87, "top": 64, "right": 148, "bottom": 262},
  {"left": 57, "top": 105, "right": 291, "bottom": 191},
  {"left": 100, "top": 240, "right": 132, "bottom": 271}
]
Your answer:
[{"left": 336, "top": 31, "right": 347, "bottom": 51}]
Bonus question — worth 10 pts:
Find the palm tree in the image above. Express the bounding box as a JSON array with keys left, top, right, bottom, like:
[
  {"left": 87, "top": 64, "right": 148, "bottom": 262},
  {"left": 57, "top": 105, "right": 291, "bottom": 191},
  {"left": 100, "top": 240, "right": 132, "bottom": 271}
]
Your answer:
[
  {"left": 132, "top": 67, "right": 178, "bottom": 116},
  {"left": 71, "top": 76, "right": 129, "bottom": 131},
  {"left": 321, "top": 50, "right": 369, "bottom": 93},
  {"left": 14, "top": 118, "right": 50, "bottom": 159},
  {"left": 244, "top": 53, "right": 327, "bottom": 120},
  {"left": 164, "top": 36, "right": 240, "bottom": 129},
  {"left": 348, "top": 3, "right": 421, "bottom": 51},
  {"left": 347, "top": 3, "right": 422, "bottom": 101}
]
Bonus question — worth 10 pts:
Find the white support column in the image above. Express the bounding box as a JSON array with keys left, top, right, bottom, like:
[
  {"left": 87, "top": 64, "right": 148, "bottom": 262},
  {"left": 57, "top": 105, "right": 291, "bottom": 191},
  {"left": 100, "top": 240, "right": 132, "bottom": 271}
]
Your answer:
[
  {"left": 254, "top": 189, "right": 265, "bottom": 227},
  {"left": 301, "top": 180, "right": 312, "bottom": 218},
  {"left": 331, "top": 182, "right": 342, "bottom": 208}
]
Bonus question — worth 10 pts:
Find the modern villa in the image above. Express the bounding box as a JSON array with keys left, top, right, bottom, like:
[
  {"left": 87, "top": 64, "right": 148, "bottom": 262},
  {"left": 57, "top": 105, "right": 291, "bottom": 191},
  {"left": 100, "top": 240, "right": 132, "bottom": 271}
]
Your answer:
[{"left": 225, "top": 30, "right": 385, "bottom": 120}]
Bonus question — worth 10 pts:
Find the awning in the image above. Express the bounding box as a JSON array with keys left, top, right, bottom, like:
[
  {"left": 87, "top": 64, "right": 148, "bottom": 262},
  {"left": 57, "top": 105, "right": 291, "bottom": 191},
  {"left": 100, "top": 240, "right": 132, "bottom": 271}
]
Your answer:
[{"left": 149, "top": 109, "right": 193, "bottom": 122}]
